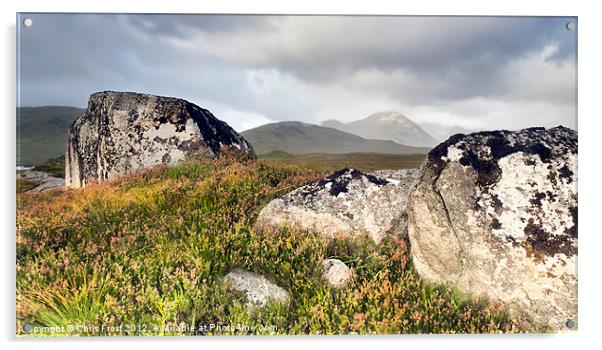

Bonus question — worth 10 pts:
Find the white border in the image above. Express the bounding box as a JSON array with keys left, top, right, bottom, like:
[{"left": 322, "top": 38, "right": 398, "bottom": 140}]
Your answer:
[{"left": 2, "top": 1, "right": 600, "bottom": 349}]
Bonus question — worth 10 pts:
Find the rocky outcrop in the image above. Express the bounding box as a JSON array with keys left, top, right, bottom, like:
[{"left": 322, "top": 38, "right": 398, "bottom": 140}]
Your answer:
[
  {"left": 65, "top": 91, "right": 255, "bottom": 188},
  {"left": 223, "top": 269, "right": 289, "bottom": 308},
  {"left": 256, "top": 168, "right": 419, "bottom": 243},
  {"left": 17, "top": 171, "right": 64, "bottom": 192},
  {"left": 406, "top": 126, "right": 577, "bottom": 330},
  {"left": 321, "top": 259, "right": 352, "bottom": 288}
]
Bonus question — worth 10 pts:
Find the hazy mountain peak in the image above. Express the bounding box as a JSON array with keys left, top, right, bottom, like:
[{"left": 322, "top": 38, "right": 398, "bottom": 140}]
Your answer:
[
  {"left": 370, "top": 111, "right": 406, "bottom": 120},
  {"left": 321, "top": 112, "right": 438, "bottom": 148},
  {"left": 371, "top": 112, "right": 415, "bottom": 127}
]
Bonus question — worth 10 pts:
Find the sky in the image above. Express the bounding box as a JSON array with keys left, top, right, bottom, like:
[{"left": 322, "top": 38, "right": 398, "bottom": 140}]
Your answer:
[{"left": 17, "top": 14, "right": 577, "bottom": 136}]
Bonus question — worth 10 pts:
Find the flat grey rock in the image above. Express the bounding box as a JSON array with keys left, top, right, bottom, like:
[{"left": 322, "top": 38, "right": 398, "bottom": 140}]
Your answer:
[{"left": 17, "top": 171, "right": 65, "bottom": 192}]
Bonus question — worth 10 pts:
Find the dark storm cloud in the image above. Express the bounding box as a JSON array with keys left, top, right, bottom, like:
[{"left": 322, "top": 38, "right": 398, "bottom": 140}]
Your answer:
[
  {"left": 17, "top": 14, "right": 576, "bottom": 130},
  {"left": 18, "top": 14, "right": 311, "bottom": 121},
  {"left": 123, "top": 15, "right": 576, "bottom": 104}
]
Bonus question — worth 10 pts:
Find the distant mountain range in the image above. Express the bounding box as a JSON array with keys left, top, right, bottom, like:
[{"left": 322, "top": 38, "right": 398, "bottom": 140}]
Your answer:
[
  {"left": 17, "top": 106, "right": 84, "bottom": 166},
  {"left": 241, "top": 121, "right": 429, "bottom": 155},
  {"left": 16, "top": 107, "right": 439, "bottom": 166},
  {"left": 322, "top": 111, "right": 439, "bottom": 148}
]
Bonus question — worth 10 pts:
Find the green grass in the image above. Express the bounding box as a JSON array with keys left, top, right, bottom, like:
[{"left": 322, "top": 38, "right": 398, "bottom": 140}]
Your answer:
[
  {"left": 16, "top": 156, "right": 542, "bottom": 336},
  {"left": 259, "top": 151, "right": 426, "bottom": 173}
]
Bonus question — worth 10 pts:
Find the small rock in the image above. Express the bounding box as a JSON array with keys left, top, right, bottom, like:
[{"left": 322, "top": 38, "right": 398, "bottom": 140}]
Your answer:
[
  {"left": 223, "top": 268, "right": 289, "bottom": 308},
  {"left": 256, "top": 168, "right": 419, "bottom": 243},
  {"left": 321, "top": 259, "right": 352, "bottom": 288}
]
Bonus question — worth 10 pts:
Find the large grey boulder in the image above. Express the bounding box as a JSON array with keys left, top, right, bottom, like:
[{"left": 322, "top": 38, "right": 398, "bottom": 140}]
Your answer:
[
  {"left": 256, "top": 168, "right": 419, "bottom": 243},
  {"left": 17, "top": 171, "right": 64, "bottom": 192},
  {"left": 65, "top": 91, "right": 255, "bottom": 188},
  {"left": 223, "top": 269, "right": 289, "bottom": 308},
  {"left": 406, "top": 126, "right": 577, "bottom": 330}
]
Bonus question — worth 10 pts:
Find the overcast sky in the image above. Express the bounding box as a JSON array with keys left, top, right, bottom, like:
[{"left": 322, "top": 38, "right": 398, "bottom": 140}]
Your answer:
[{"left": 17, "top": 14, "right": 577, "bottom": 134}]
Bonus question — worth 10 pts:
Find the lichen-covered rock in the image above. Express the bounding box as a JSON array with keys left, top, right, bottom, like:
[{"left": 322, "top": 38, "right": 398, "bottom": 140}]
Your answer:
[
  {"left": 65, "top": 91, "right": 255, "bottom": 188},
  {"left": 222, "top": 269, "right": 289, "bottom": 308},
  {"left": 406, "top": 126, "right": 577, "bottom": 330},
  {"left": 17, "top": 171, "right": 64, "bottom": 192},
  {"left": 256, "top": 168, "right": 419, "bottom": 243},
  {"left": 321, "top": 259, "right": 352, "bottom": 288}
]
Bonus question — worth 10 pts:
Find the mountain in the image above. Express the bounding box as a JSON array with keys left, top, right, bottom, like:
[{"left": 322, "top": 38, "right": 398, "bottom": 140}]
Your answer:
[
  {"left": 322, "top": 112, "right": 438, "bottom": 147},
  {"left": 17, "top": 106, "right": 85, "bottom": 166},
  {"left": 240, "top": 121, "right": 429, "bottom": 155}
]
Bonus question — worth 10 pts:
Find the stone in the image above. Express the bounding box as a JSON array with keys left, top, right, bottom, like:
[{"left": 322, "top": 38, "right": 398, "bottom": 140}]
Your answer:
[
  {"left": 16, "top": 171, "right": 65, "bottom": 192},
  {"left": 223, "top": 269, "right": 289, "bottom": 308},
  {"left": 255, "top": 168, "right": 419, "bottom": 243},
  {"left": 406, "top": 126, "right": 577, "bottom": 330},
  {"left": 321, "top": 259, "right": 352, "bottom": 288},
  {"left": 65, "top": 91, "right": 255, "bottom": 188}
]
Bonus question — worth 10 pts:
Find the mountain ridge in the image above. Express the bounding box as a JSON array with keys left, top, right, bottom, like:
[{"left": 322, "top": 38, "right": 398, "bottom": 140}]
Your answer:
[{"left": 241, "top": 121, "right": 429, "bottom": 155}]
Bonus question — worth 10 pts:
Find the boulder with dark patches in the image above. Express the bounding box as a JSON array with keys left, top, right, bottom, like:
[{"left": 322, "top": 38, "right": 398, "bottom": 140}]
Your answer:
[
  {"left": 406, "top": 126, "right": 577, "bottom": 330},
  {"left": 256, "top": 168, "right": 419, "bottom": 243},
  {"left": 65, "top": 91, "right": 255, "bottom": 188}
]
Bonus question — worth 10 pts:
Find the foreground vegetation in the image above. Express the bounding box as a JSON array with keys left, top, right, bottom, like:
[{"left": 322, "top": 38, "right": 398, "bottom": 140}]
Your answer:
[{"left": 16, "top": 155, "right": 540, "bottom": 335}]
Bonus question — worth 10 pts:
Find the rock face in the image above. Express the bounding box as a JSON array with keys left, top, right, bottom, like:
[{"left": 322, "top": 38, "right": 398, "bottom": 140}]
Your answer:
[
  {"left": 256, "top": 168, "right": 419, "bottom": 243},
  {"left": 17, "top": 171, "right": 65, "bottom": 192},
  {"left": 321, "top": 259, "right": 352, "bottom": 288},
  {"left": 65, "top": 91, "right": 255, "bottom": 188},
  {"left": 223, "top": 269, "right": 289, "bottom": 308},
  {"left": 406, "top": 126, "right": 577, "bottom": 330}
]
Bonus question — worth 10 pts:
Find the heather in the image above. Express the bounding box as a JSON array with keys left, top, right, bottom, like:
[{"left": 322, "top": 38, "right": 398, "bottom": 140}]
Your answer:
[{"left": 16, "top": 156, "right": 540, "bottom": 335}]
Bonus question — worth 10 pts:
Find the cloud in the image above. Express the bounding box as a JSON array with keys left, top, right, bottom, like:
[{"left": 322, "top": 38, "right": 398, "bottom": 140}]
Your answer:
[{"left": 18, "top": 14, "right": 577, "bottom": 133}]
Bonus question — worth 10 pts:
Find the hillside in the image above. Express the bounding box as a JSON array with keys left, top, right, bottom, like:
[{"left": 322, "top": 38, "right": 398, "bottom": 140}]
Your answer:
[
  {"left": 241, "top": 121, "right": 429, "bottom": 155},
  {"left": 16, "top": 157, "right": 531, "bottom": 335},
  {"left": 322, "top": 112, "right": 438, "bottom": 148},
  {"left": 259, "top": 151, "right": 426, "bottom": 172},
  {"left": 17, "top": 106, "right": 84, "bottom": 166}
]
